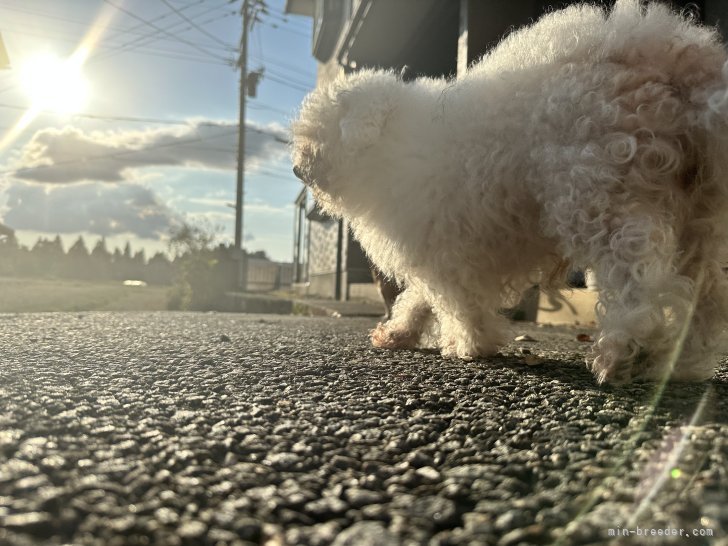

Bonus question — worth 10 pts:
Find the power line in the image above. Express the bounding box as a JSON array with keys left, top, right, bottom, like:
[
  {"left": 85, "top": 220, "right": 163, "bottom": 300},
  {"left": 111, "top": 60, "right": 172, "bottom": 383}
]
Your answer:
[
  {"left": 160, "top": 0, "right": 237, "bottom": 50},
  {"left": 1, "top": 128, "right": 241, "bottom": 177},
  {"left": 0, "top": 100, "right": 288, "bottom": 139},
  {"left": 250, "top": 54, "right": 315, "bottom": 79},
  {"left": 0, "top": 101, "right": 293, "bottom": 142},
  {"left": 264, "top": 73, "right": 312, "bottom": 93},
  {"left": 92, "top": 1, "right": 236, "bottom": 63},
  {"left": 248, "top": 102, "right": 295, "bottom": 116},
  {"left": 0, "top": 102, "right": 201, "bottom": 126},
  {"left": 0, "top": 25, "right": 233, "bottom": 67},
  {"left": 0, "top": 1, "right": 234, "bottom": 53},
  {"left": 265, "top": 67, "right": 314, "bottom": 89},
  {"left": 89, "top": 7, "right": 237, "bottom": 66},
  {"left": 264, "top": 9, "right": 311, "bottom": 32},
  {"left": 0, "top": 5, "right": 236, "bottom": 98},
  {"left": 102, "top": 0, "right": 230, "bottom": 62},
  {"left": 261, "top": 22, "right": 309, "bottom": 39}
]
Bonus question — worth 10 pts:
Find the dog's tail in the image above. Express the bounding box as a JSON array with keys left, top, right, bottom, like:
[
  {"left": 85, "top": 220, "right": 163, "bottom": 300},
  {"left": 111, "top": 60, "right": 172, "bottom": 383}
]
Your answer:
[
  {"left": 702, "top": 62, "right": 728, "bottom": 129},
  {"left": 694, "top": 60, "right": 728, "bottom": 259}
]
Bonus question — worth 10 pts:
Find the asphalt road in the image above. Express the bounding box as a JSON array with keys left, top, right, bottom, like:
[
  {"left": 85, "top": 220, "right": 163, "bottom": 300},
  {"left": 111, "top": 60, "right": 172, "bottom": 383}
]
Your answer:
[{"left": 0, "top": 312, "right": 726, "bottom": 546}]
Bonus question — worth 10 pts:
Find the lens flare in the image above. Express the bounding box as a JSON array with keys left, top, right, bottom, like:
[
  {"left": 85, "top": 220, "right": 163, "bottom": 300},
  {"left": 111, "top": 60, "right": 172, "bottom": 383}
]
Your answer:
[
  {"left": 0, "top": 5, "right": 115, "bottom": 152},
  {"left": 19, "top": 52, "right": 90, "bottom": 115}
]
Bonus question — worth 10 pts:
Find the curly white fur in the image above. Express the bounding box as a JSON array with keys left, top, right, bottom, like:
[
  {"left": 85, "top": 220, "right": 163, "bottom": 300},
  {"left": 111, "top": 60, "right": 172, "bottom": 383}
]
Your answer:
[{"left": 291, "top": 0, "right": 728, "bottom": 384}]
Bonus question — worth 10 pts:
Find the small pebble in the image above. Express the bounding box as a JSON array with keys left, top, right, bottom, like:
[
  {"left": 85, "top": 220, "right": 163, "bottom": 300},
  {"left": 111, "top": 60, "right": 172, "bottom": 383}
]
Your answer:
[{"left": 524, "top": 355, "right": 543, "bottom": 366}]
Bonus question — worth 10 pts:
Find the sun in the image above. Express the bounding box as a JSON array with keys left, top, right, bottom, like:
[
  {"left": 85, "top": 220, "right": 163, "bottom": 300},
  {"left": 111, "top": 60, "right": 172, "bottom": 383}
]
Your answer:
[{"left": 19, "top": 52, "right": 90, "bottom": 115}]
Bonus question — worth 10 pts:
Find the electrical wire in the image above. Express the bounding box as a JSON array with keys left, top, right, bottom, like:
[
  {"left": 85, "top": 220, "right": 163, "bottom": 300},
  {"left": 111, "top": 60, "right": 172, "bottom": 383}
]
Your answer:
[
  {"left": 263, "top": 73, "right": 312, "bottom": 93},
  {"left": 250, "top": 54, "right": 315, "bottom": 79},
  {"left": 1, "top": 128, "right": 241, "bottom": 177},
  {"left": 89, "top": 9, "right": 238, "bottom": 66},
  {"left": 264, "top": 67, "right": 314, "bottom": 89},
  {"left": 0, "top": 102, "right": 207, "bottom": 126},
  {"left": 0, "top": 119, "right": 289, "bottom": 179},
  {"left": 0, "top": 3, "right": 236, "bottom": 99},
  {"left": 0, "top": 25, "right": 233, "bottom": 67},
  {"left": 92, "top": 1, "right": 236, "bottom": 63},
  {"left": 248, "top": 102, "right": 295, "bottom": 116},
  {"left": 160, "top": 0, "right": 237, "bottom": 50},
  {"left": 0, "top": 1, "right": 234, "bottom": 53},
  {"left": 102, "top": 0, "right": 230, "bottom": 62},
  {"left": 261, "top": 22, "right": 310, "bottom": 39}
]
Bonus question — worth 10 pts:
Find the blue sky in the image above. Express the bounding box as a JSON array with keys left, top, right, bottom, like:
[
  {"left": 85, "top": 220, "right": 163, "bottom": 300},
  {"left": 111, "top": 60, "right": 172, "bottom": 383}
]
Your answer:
[{"left": 0, "top": 0, "right": 316, "bottom": 261}]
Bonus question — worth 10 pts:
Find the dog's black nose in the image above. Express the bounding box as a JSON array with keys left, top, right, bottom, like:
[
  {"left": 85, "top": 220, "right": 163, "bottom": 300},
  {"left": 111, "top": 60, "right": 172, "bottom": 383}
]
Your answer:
[{"left": 293, "top": 165, "right": 304, "bottom": 181}]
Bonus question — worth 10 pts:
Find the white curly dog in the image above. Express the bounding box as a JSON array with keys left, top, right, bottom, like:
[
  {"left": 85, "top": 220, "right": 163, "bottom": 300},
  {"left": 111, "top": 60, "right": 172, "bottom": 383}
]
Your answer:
[{"left": 292, "top": 0, "right": 728, "bottom": 384}]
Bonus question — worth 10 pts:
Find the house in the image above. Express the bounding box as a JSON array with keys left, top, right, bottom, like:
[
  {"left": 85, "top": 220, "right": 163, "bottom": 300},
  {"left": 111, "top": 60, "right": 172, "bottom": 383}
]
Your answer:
[{"left": 287, "top": 0, "right": 728, "bottom": 301}]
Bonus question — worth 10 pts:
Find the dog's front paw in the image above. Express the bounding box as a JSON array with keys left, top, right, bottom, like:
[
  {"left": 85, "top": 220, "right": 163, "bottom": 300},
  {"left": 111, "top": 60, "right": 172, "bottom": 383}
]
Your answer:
[
  {"left": 440, "top": 336, "right": 493, "bottom": 361},
  {"left": 589, "top": 337, "right": 643, "bottom": 384},
  {"left": 370, "top": 322, "right": 419, "bottom": 349},
  {"left": 441, "top": 343, "right": 474, "bottom": 361}
]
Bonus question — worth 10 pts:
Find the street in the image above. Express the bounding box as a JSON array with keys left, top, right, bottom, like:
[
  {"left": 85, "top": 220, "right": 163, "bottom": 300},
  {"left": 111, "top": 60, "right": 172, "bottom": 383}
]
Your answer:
[{"left": 0, "top": 312, "right": 726, "bottom": 545}]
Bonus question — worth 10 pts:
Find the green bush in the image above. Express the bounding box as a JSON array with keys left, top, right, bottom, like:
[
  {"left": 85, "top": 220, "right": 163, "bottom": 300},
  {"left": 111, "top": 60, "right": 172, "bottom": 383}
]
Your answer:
[{"left": 167, "top": 223, "right": 227, "bottom": 311}]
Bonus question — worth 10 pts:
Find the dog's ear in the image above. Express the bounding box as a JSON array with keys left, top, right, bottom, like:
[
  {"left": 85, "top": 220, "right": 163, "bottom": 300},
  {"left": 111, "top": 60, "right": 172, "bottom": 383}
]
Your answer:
[
  {"left": 337, "top": 76, "right": 396, "bottom": 151},
  {"left": 338, "top": 100, "right": 393, "bottom": 151}
]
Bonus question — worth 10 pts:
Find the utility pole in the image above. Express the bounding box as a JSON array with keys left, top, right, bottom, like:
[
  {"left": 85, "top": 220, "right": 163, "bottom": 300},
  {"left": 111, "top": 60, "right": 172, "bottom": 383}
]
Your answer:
[{"left": 234, "top": 0, "right": 250, "bottom": 290}]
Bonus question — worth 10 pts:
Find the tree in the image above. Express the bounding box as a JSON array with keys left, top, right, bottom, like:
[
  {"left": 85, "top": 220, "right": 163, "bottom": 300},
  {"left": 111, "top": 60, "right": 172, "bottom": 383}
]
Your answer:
[
  {"left": 66, "top": 236, "right": 91, "bottom": 279},
  {"left": 30, "top": 236, "right": 65, "bottom": 277},
  {"left": 248, "top": 249, "right": 269, "bottom": 260},
  {"left": 147, "top": 252, "right": 174, "bottom": 285},
  {"left": 113, "top": 242, "right": 135, "bottom": 280},
  {"left": 130, "top": 249, "right": 146, "bottom": 280},
  {"left": 167, "top": 223, "right": 226, "bottom": 310},
  {"left": 90, "top": 237, "right": 113, "bottom": 280},
  {"left": 68, "top": 236, "right": 89, "bottom": 257},
  {"left": 0, "top": 232, "right": 21, "bottom": 276}
]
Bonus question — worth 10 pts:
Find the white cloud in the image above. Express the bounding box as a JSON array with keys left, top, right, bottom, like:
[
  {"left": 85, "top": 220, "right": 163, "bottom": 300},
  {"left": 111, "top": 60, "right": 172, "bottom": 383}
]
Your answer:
[
  {"left": 8, "top": 120, "right": 289, "bottom": 184},
  {"left": 2, "top": 181, "right": 181, "bottom": 238}
]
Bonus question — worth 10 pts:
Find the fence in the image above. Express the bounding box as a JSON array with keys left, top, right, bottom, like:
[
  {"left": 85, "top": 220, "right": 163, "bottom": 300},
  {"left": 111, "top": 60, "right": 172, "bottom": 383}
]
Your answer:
[{"left": 246, "top": 258, "right": 293, "bottom": 292}]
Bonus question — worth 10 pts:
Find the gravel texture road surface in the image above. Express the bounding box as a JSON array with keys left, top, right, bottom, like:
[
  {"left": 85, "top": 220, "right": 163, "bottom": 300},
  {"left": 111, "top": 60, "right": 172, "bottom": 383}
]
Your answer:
[{"left": 0, "top": 312, "right": 726, "bottom": 545}]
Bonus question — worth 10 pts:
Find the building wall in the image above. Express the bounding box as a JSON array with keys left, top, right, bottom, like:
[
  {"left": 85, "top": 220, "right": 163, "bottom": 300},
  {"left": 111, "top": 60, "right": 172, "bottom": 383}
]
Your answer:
[
  {"left": 302, "top": 10, "right": 365, "bottom": 300},
  {"left": 345, "top": 230, "right": 374, "bottom": 285},
  {"left": 306, "top": 217, "right": 340, "bottom": 297}
]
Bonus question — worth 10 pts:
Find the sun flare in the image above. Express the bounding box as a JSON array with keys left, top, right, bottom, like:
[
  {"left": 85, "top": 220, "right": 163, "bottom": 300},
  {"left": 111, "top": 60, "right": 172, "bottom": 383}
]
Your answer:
[{"left": 19, "top": 53, "right": 90, "bottom": 115}]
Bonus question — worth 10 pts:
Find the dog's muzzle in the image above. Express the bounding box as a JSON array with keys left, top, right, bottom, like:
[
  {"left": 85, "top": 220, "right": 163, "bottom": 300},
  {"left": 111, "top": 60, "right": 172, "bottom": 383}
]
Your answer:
[
  {"left": 292, "top": 152, "right": 327, "bottom": 188},
  {"left": 293, "top": 164, "right": 305, "bottom": 181}
]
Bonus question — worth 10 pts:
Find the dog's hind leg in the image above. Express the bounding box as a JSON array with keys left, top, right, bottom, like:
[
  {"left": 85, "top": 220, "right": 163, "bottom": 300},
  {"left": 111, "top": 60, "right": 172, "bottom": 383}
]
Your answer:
[
  {"left": 543, "top": 182, "right": 694, "bottom": 383},
  {"left": 666, "top": 248, "right": 728, "bottom": 381},
  {"left": 587, "top": 220, "right": 693, "bottom": 384},
  {"left": 577, "top": 207, "right": 708, "bottom": 384},
  {"left": 370, "top": 283, "right": 432, "bottom": 350}
]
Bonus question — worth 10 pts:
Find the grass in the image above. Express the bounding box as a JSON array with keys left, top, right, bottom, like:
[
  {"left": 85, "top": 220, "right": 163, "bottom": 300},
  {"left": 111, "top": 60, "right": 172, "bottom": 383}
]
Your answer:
[{"left": 0, "top": 277, "right": 170, "bottom": 313}]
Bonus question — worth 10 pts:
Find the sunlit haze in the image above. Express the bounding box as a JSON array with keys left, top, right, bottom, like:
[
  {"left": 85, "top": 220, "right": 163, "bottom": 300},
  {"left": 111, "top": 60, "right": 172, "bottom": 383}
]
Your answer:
[
  {"left": 19, "top": 52, "right": 90, "bottom": 114},
  {"left": 0, "top": 0, "right": 315, "bottom": 262}
]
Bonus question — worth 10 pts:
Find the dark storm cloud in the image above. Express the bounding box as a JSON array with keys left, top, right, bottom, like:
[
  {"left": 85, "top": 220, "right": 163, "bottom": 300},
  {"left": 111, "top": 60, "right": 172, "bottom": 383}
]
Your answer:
[
  {"left": 10, "top": 120, "right": 289, "bottom": 183},
  {"left": 3, "top": 182, "right": 180, "bottom": 238}
]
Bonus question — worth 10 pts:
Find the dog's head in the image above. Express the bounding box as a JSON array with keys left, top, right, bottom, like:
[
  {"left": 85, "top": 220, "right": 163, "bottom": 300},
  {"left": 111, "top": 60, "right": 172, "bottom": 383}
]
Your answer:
[{"left": 291, "top": 69, "right": 400, "bottom": 215}]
